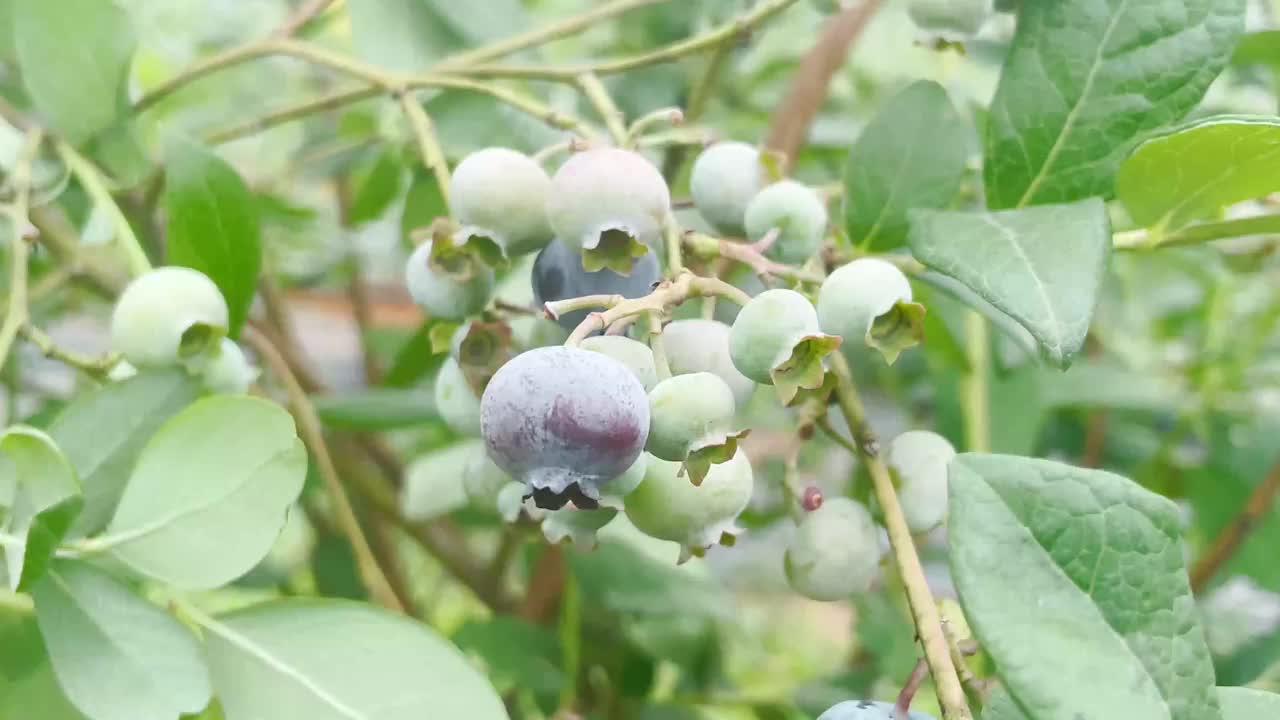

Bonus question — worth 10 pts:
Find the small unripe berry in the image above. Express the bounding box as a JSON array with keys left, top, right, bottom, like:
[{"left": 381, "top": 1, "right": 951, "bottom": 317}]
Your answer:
[
  {"left": 818, "top": 700, "right": 936, "bottom": 720},
  {"left": 435, "top": 357, "right": 481, "bottom": 436},
  {"left": 541, "top": 506, "right": 619, "bottom": 549},
  {"left": 689, "top": 142, "right": 765, "bottom": 236},
  {"left": 404, "top": 240, "right": 495, "bottom": 320},
  {"left": 744, "top": 180, "right": 828, "bottom": 265},
  {"left": 817, "top": 258, "right": 924, "bottom": 364},
  {"left": 580, "top": 335, "right": 659, "bottom": 391},
  {"left": 729, "top": 289, "right": 840, "bottom": 404},
  {"left": 481, "top": 346, "right": 649, "bottom": 510},
  {"left": 451, "top": 147, "right": 554, "bottom": 258},
  {"left": 887, "top": 430, "right": 956, "bottom": 533},
  {"left": 463, "top": 443, "right": 511, "bottom": 512},
  {"left": 200, "top": 338, "right": 258, "bottom": 394},
  {"left": 907, "top": 0, "right": 994, "bottom": 36},
  {"left": 110, "top": 267, "right": 229, "bottom": 367},
  {"left": 646, "top": 372, "right": 747, "bottom": 486},
  {"left": 624, "top": 448, "right": 754, "bottom": 563},
  {"left": 785, "top": 497, "right": 879, "bottom": 601},
  {"left": 662, "top": 319, "right": 756, "bottom": 407},
  {"left": 545, "top": 147, "right": 670, "bottom": 274}
]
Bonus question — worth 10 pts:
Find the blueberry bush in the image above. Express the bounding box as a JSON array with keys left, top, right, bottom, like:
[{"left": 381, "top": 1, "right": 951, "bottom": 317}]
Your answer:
[{"left": 2, "top": 1, "right": 1280, "bottom": 719}]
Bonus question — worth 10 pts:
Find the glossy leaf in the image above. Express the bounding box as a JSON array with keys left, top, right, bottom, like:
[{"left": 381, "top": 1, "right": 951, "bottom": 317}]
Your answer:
[
  {"left": 909, "top": 198, "right": 1111, "bottom": 367},
  {"left": 843, "top": 80, "right": 968, "bottom": 250},
  {"left": 347, "top": 148, "right": 403, "bottom": 225},
  {"left": 12, "top": 0, "right": 135, "bottom": 144},
  {"left": 48, "top": 368, "right": 200, "bottom": 536},
  {"left": 202, "top": 600, "right": 508, "bottom": 720},
  {"left": 0, "top": 614, "right": 87, "bottom": 720},
  {"left": 165, "top": 137, "right": 263, "bottom": 336},
  {"left": 1218, "top": 687, "right": 1280, "bottom": 719},
  {"left": 31, "top": 561, "right": 211, "bottom": 720},
  {"left": 984, "top": 0, "right": 1245, "bottom": 208},
  {"left": 982, "top": 686, "right": 1030, "bottom": 720},
  {"left": 453, "top": 617, "right": 563, "bottom": 696},
  {"left": 16, "top": 496, "right": 82, "bottom": 592},
  {"left": 104, "top": 396, "right": 307, "bottom": 589},
  {"left": 0, "top": 426, "right": 80, "bottom": 591},
  {"left": 950, "top": 454, "right": 1220, "bottom": 720},
  {"left": 400, "top": 171, "right": 447, "bottom": 249},
  {"left": 1117, "top": 116, "right": 1280, "bottom": 229},
  {"left": 1230, "top": 30, "right": 1280, "bottom": 67}
]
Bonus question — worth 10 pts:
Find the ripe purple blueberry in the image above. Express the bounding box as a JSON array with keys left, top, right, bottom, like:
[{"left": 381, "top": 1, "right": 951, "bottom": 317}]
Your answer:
[
  {"left": 451, "top": 147, "right": 554, "bottom": 258},
  {"left": 480, "top": 346, "right": 650, "bottom": 510},
  {"left": 532, "top": 238, "right": 661, "bottom": 330},
  {"left": 544, "top": 147, "right": 671, "bottom": 274}
]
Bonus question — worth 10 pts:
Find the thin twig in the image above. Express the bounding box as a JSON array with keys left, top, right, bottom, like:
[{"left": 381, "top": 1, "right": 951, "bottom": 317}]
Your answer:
[
  {"left": 683, "top": 231, "right": 824, "bottom": 283},
  {"left": 243, "top": 327, "right": 405, "bottom": 613},
  {"left": 1190, "top": 459, "right": 1280, "bottom": 592},
  {"left": 55, "top": 140, "right": 151, "bottom": 276},
  {"left": 0, "top": 128, "right": 44, "bottom": 375},
  {"left": 548, "top": 271, "right": 750, "bottom": 345},
  {"left": 764, "top": 0, "right": 882, "bottom": 171},
  {"left": 274, "top": 0, "right": 339, "bottom": 38},
  {"left": 398, "top": 92, "right": 452, "bottom": 210},
  {"left": 19, "top": 325, "right": 118, "bottom": 378},
  {"left": 575, "top": 72, "right": 628, "bottom": 144},
  {"left": 828, "top": 352, "right": 971, "bottom": 719}
]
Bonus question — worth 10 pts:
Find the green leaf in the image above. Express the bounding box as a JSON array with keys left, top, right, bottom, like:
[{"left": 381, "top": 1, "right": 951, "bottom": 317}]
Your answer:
[
  {"left": 0, "top": 613, "right": 88, "bottom": 720},
  {"left": 984, "top": 0, "right": 1246, "bottom": 209},
  {"left": 12, "top": 0, "right": 135, "bottom": 145},
  {"left": 347, "top": 0, "right": 459, "bottom": 72},
  {"left": 201, "top": 599, "right": 509, "bottom": 720},
  {"left": 1038, "top": 361, "right": 1184, "bottom": 413},
  {"left": 570, "top": 542, "right": 724, "bottom": 618},
  {"left": 346, "top": 147, "right": 403, "bottom": 225},
  {"left": 982, "top": 686, "right": 1030, "bottom": 720},
  {"left": 104, "top": 396, "right": 307, "bottom": 589},
  {"left": 383, "top": 320, "right": 448, "bottom": 388},
  {"left": 949, "top": 453, "right": 1221, "bottom": 720},
  {"left": 1117, "top": 116, "right": 1280, "bottom": 230},
  {"left": 1218, "top": 687, "right": 1280, "bottom": 719},
  {"left": 453, "top": 616, "right": 563, "bottom": 696},
  {"left": 0, "top": 426, "right": 80, "bottom": 591},
  {"left": 31, "top": 561, "right": 211, "bottom": 720},
  {"left": 16, "top": 495, "right": 82, "bottom": 592},
  {"left": 1231, "top": 30, "right": 1280, "bottom": 67},
  {"left": 48, "top": 368, "right": 200, "bottom": 536},
  {"left": 164, "top": 137, "right": 263, "bottom": 336},
  {"left": 311, "top": 389, "right": 437, "bottom": 430},
  {"left": 400, "top": 171, "right": 447, "bottom": 249},
  {"left": 909, "top": 198, "right": 1111, "bottom": 368},
  {"left": 843, "top": 80, "right": 968, "bottom": 250}
]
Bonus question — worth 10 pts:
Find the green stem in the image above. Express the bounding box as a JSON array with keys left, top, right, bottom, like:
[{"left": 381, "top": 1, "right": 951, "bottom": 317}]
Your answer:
[
  {"left": 397, "top": 92, "right": 452, "bottom": 211},
  {"left": 20, "top": 325, "right": 119, "bottom": 378},
  {"left": 206, "top": 86, "right": 381, "bottom": 144},
  {"left": 575, "top": 72, "right": 628, "bottom": 143},
  {"left": 647, "top": 311, "right": 672, "bottom": 380},
  {"left": 0, "top": 129, "right": 44, "bottom": 376},
  {"left": 960, "top": 311, "right": 990, "bottom": 453},
  {"left": 827, "top": 353, "right": 972, "bottom": 720},
  {"left": 557, "top": 572, "right": 582, "bottom": 713},
  {"left": 1113, "top": 214, "right": 1280, "bottom": 250},
  {"left": 664, "top": 215, "right": 685, "bottom": 276},
  {"left": 55, "top": 141, "right": 151, "bottom": 276}
]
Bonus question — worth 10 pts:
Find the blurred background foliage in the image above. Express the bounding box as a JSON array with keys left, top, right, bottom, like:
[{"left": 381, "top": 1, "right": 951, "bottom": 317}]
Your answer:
[{"left": 4, "top": 1, "right": 1280, "bottom": 718}]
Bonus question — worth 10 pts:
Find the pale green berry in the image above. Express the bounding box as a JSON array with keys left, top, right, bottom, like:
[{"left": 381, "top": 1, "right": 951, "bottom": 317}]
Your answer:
[
  {"left": 907, "top": 0, "right": 994, "bottom": 36},
  {"left": 542, "top": 506, "right": 619, "bottom": 549},
  {"left": 729, "top": 289, "right": 840, "bottom": 404},
  {"left": 887, "top": 430, "right": 956, "bottom": 533},
  {"left": 817, "top": 258, "right": 924, "bottom": 364},
  {"left": 463, "top": 444, "right": 512, "bottom": 512},
  {"left": 545, "top": 147, "right": 670, "bottom": 275},
  {"left": 785, "top": 497, "right": 880, "bottom": 601},
  {"left": 662, "top": 319, "right": 756, "bottom": 407},
  {"left": 646, "top": 373, "right": 747, "bottom": 486},
  {"left": 400, "top": 440, "right": 473, "bottom": 521},
  {"left": 689, "top": 141, "right": 765, "bottom": 236},
  {"left": 452, "top": 147, "right": 554, "bottom": 257},
  {"left": 404, "top": 241, "right": 495, "bottom": 320},
  {"left": 110, "top": 267, "right": 229, "bottom": 367},
  {"left": 200, "top": 338, "right": 258, "bottom": 394},
  {"left": 625, "top": 448, "right": 754, "bottom": 563},
  {"left": 580, "top": 335, "right": 659, "bottom": 391},
  {"left": 744, "top": 180, "right": 828, "bottom": 265},
  {"left": 818, "top": 700, "right": 936, "bottom": 720},
  {"left": 434, "top": 357, "right": 481, "bottom": 436}
]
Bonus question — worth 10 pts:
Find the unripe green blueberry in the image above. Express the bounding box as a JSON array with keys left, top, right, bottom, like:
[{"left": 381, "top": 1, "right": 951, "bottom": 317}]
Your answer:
[
  {"left": 452, "top": 147, "right": 554, "bottom": 258},
  {"left": 463, "top": 443, "right": 511, "bottom": 511},
  {"left": 435, "top": 357, "right": 481, "bottom": 436},
  {"left": 817, "top": 258, "right": 924, "bottom": 365},
  {"left": 785, "top": 497, "right": 879, "bottom": 601},
  {"left": 744, "top": 180, "right": 828, "bottom": 265},
  {"left": 689, "top": 142, "right": 765, "bottom": 236},
  {"left": 907, "top": 0, "right": 993, "bottom": 36},
  {"left": 545, "top": 147, "right": 670, "bottom": 275},
  {"left": 200, "top": 338, "right": 258, "bottom": 395},
  {"left": 625, "top": 448, "right": 754, "bottom": 563},
  {"left": 580, "top": 335, "right": 659, "bottom": 391},
  {"left": 110, "top": 267, "right": 229, "bottom": 367},
  {"left": 542, "top": 506, "right": 619, "bottom": 549},
  {"left": 887, "top": 430, "right": 956, "bottom": 533},
  {"left": 729, "top": 289, "right": 840, "bottom": 404},
  {"left": 404, "top": 240, "right": 495, "bottom": 320},
  {"left": 818, "top": 700, "right": 936, "bottom": 720},
  {"left": 400, "top": 440, "right": 474, "bottom": 521},
  {"left": 646, "top": 373, "right": 747, "bottom": 486},
  {"left": 662, "top": 319, "right": 756, "bottom": 407}
]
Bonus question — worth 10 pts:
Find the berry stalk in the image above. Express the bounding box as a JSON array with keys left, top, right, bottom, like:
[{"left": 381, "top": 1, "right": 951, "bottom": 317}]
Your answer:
[{"left": 827, "top": 352, "right": 972, "bottom": 720}]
